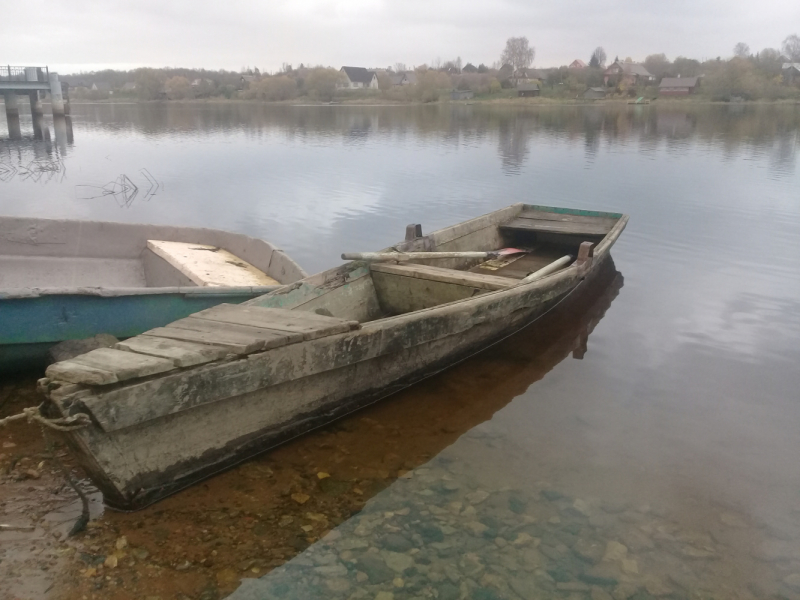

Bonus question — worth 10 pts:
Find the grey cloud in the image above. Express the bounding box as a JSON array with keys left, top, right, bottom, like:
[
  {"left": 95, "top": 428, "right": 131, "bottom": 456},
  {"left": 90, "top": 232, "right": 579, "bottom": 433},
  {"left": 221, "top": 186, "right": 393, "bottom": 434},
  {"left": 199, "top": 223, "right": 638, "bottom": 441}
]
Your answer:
[{"left": 3, "top": 0, "right": 798, "bottom": 73}]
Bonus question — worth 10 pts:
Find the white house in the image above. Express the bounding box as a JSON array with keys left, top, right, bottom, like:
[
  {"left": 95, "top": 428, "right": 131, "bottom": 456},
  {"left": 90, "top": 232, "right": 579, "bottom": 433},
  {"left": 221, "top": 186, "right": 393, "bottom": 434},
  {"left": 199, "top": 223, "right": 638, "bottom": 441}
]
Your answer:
[{"left": 339, "top": 66, "right": 379, "bottom": 90}]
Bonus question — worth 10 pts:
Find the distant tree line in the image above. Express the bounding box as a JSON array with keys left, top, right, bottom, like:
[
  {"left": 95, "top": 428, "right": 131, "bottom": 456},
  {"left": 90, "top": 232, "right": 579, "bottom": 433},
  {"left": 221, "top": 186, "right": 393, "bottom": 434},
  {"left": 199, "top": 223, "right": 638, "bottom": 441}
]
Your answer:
[{"left": 61, "top": 33, "right": 800, "bottom": 105}]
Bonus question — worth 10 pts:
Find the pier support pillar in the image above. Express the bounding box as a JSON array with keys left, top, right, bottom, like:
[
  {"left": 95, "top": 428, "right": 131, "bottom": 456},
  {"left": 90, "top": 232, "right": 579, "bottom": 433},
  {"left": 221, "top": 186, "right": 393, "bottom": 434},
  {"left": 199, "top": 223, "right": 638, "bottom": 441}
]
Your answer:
[
  {"left": 29, "top": 91, "right": 43, "bottom": 116},
  {"left": 49, "top": 73, "right": 65, "bottom": 116},
  {"left": 3, "top": 93, "right": 21, "bottom": 140},
  {"left": 53, "top": 115, "right": 69, "bottom": 152},
  {"left": 4, "top": 92, "right": 19, "bottom": 117}
]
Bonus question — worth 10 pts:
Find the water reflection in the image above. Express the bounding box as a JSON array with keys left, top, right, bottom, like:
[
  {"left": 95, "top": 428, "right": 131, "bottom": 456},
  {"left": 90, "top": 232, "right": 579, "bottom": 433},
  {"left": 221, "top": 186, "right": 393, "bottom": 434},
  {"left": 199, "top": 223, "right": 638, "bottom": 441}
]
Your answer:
[{"left": 220, "top": 263, "right": 624, "bottom": 599}]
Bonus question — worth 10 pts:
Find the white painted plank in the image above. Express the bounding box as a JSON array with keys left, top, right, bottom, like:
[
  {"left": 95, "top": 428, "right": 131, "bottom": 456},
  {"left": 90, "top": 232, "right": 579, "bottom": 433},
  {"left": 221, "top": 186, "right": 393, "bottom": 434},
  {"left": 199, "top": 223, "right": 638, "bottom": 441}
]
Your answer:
[{"left": 147, "top": 240, "right": 279, "bottom": 287}]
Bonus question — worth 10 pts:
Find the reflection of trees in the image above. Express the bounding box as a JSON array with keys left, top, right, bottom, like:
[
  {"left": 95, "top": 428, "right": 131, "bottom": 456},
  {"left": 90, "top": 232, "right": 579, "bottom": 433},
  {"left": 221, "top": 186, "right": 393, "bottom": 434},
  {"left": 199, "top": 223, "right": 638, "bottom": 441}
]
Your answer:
[
  {"left": 70, "top": 103, "right": 800, "bottom": 176},
  {"left": 496, "top": 113, "right": 532, "bottom": 174}
]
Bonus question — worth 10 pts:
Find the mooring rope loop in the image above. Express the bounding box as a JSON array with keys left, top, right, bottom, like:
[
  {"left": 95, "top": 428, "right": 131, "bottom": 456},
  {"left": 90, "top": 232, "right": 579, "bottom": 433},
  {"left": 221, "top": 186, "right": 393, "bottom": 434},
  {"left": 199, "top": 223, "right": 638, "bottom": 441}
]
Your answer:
[{"left": 0, "top": 405, "right": 91, "bottom": 431}]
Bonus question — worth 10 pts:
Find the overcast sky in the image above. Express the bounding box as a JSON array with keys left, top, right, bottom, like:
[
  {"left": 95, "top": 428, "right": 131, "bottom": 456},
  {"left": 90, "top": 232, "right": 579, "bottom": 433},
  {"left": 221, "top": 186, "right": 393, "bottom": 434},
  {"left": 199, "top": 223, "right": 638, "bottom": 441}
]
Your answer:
[{"left": 4, "top": 0, "right": 799, "bottom": 74}]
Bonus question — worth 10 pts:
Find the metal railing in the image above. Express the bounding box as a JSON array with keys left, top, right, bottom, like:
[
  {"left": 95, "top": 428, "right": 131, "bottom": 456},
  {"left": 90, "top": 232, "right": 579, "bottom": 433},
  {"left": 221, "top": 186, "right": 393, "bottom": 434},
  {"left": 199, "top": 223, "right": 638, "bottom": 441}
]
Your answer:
[{"left": 0, "top": 66, "right": 49, "bottom": 83}]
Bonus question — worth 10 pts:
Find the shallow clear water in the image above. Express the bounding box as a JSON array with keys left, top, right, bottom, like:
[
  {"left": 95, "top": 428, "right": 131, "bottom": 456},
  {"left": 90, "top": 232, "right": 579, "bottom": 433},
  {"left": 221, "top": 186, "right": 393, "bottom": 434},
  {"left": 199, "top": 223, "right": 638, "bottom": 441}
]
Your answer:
[{"left": 2, "top": 103, "right": 800, "bottom": 599}]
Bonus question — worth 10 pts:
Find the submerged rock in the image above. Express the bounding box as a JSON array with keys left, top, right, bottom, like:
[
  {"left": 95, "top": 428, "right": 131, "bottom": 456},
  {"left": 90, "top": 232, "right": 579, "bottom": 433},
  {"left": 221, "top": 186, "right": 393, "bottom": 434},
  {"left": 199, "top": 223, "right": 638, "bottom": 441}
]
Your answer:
[{"left": 356, "top": 555, "right": 394, "bottom": 584}]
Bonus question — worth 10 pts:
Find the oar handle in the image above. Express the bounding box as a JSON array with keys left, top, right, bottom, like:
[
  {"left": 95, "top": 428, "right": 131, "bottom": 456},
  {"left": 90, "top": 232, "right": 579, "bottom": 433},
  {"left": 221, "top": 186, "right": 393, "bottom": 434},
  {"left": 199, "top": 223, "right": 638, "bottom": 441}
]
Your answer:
[
  {"left": 342, "top": 251, "right": 493, "bottom": 261},
  {"left": 518, "top": 255, "right": 573, "bottom": 284}
]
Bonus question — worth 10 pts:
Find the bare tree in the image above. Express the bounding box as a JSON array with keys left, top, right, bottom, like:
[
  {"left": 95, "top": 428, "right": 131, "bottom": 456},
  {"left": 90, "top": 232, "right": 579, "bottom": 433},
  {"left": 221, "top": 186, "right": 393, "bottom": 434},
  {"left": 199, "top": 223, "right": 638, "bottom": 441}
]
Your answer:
[
  {"left": 783, "top": 34, "right": 800, "bottom": 61},
  {"left": 589, "top": 47, "right": 607, "bottom": 68},
  {"left": 501, "top": 37, "right": 535, "bottom": 70},
  {"left": 394, "top": 62, "right": 407, "bottom": 73},
  {"left": 733, "top": 42, "right": 750, "bottom": 57}
]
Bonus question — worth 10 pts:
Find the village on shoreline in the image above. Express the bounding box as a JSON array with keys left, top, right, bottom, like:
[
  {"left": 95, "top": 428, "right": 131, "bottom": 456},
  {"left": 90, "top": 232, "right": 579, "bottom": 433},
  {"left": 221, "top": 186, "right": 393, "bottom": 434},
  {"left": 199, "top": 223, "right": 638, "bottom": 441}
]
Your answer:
[{"left": 55, "top": 37, "right": 800, "bottom": 107}]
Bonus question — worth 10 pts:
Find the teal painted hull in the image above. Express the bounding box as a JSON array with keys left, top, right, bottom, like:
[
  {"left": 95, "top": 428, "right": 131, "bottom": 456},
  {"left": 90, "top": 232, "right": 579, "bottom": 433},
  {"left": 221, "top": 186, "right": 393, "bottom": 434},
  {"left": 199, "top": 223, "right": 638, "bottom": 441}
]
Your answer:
[{"left": 0, "top": 291, "right": 268, "bottom": 372}]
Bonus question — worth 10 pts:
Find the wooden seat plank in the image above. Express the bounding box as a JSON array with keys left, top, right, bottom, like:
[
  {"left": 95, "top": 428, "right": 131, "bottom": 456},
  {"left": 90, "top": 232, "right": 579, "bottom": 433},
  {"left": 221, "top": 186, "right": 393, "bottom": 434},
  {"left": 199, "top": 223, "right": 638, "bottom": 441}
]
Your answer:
[
  {"left": 145, "top": 317, "right": 301, "bottom": 353},
  {"left": 45, "top": 361, "right": 118, "bottom": 386},
  {"left": 191, "top": 304, "right": 359, "bottom": 340},
  {"left": 370, "top": 263, "right": 515, "bottom": 291},
  {"left": 500, "top": 217, "right": 611, "bottom": 237},
  {"left": 516, "top": 210, "right": 619, "bottom": 227},
  {"left": 116, "top": 336, "right": 231, "bottom": 367},
  {"left": 46, "top": 347, "right": 175, "bottom": 385},
  {"left": 147, "top": 240, "right": 279, "bottom": 287}
]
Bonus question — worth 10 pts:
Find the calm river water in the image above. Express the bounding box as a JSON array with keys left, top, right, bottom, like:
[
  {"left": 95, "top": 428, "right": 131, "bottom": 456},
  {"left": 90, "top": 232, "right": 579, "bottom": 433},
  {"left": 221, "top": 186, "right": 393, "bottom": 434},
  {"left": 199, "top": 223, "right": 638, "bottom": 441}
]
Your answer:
[{"left": 1, "top": 103, "right": 800, "bottom": 600}]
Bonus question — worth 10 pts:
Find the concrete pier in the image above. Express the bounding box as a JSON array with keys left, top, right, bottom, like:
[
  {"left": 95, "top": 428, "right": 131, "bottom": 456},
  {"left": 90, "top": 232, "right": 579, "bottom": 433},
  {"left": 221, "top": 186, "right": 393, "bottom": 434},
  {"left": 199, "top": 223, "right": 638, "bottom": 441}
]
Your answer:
[
  {"left": 48, "top": 73, "right": 65, "bottom": 116},
  {"left": 1, "top": 66, "right": 69, "bottom": 135},
  {"left": 3, "top": 93, "right": 21, "bottom": 139},
  {"left": 29, "top": 91, "right": 43, "bottom": 115},
  {"left": 3, "top": 92, "right": 19, "bottom": 116}
]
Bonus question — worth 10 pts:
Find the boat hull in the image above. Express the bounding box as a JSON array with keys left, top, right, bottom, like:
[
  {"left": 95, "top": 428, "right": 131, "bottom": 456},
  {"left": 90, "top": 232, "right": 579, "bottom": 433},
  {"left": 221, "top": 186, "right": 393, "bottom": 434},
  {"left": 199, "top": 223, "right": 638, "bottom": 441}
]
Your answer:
[
  {"left": 0, "top": 215, "right": 306, "bottom": 371},
  {"left": 0, "top": 289, "right": 283, "bottom": 372},
  {"left": 51, "top": 253, "right": 609, "bottom": 510},
  {"left": 42, "top": 204, "right": 627, "bottom": 510}
]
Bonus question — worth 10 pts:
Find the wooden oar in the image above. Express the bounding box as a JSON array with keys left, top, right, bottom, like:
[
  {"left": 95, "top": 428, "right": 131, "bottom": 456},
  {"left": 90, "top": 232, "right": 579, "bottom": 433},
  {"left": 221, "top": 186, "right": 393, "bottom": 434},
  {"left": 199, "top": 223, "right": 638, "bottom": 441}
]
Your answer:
[
  {"left": 518, "top": 255, "right": 573, "bottom": 284},
  {"left": 341, "top": 248, "right": 526, "bottom": 262}
]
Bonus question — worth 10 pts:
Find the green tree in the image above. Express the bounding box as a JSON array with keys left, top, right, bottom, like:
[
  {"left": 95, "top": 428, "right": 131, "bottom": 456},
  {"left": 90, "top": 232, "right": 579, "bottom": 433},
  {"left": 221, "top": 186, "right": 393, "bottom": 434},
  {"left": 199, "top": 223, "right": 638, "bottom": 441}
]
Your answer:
[
  {"left": 644, "top": 53, "right": 671, "bottom": 78},
  {"left": 244, "top": 76, "right": 297, "bottom": 101},
  {"left": 501, "top": 37, "right": 535, "bottom": 71},
  {"left": 165, "top": 76, "right": 192, "bottom": 100},
  {"left": 671, "top": 57, "right": 701, "bottom": 77},
  {"left": 306, "top": 68, "right": 344, "bottom": 102},
  {"left": 134, "top": 68, "right": 165, "bottom": 100},
  {"left": 733, "top": 42, "right": 750, "bottom": 58}
]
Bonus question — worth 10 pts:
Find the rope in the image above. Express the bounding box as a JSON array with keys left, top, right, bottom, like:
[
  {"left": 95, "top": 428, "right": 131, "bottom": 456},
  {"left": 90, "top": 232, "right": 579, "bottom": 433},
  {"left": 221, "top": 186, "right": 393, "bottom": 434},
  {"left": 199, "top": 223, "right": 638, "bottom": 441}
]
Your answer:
[{"left": 0, "top": 405, "right": 91, "bottom": 431}]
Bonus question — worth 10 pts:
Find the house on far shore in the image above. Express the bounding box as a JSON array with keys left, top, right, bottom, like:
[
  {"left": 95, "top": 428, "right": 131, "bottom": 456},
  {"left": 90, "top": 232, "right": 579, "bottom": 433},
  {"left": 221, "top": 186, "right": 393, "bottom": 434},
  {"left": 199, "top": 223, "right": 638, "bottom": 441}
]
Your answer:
[
  {"left": 569, "top": 59, "right": 588, "bottom": 69},
  {"left": 658, "top": 76, "right": 700, "bottom": 96},
  {"left": 517, "top": 82, "right": 540, "bottom": 97},
  {"left": 462, "top": 63, "right": 479, "bottom": 73},
  {"left": 510, "top": 68, "right": 542, "bottom": 87},
  {"left": 339, "top": 66, "right": 379, "bottom": 90},
  {"left": 497, "top": 63, "right": 515, "bottom": 87},
  {"left": 121, "top": 82, "right": 136, "bottom": 92},
  {"left": 583, "top": 87, "right": 607, "bottom": 100},
  {"left": 783, "top": 63, "right": 800, "bottom": 85},
  {"left": 91, "top": 82, "right": 112, "bottom": 94},
  {"left": 451, "top": 89, "right": 474, "bottom": 100},
  {"left": 603, "top": 59, "right": 654, "bottom": 86},
  {"left": 390, "top": 72, "right": 417, "bottom": 86}
]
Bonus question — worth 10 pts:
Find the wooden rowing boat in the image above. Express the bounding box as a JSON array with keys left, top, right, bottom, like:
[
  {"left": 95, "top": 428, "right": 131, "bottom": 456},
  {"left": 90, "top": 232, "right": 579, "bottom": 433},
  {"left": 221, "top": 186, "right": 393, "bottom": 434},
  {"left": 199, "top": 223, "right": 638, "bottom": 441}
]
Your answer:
[
  {"left": 0, "top": 216, "right": 306, "bottom": 371},
  {"left": 39, "top": 204, "right": 628, "bottom": 510}
]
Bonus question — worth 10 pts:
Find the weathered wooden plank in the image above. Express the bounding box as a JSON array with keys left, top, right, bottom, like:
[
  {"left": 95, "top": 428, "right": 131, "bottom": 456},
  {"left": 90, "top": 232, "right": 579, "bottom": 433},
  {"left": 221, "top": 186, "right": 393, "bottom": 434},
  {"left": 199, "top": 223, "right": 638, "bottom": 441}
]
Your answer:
[
  {"left": 154, "top": 317, "right": 302, "bottom": 352},
  {"left": 517, "top": 210, "right": 619, "bottom": 227},
  {"left": 191, "top": 304, "right": 359, "bottom": 339},
  {"left": 116, "top": 336, "right": 230, "bottom": 367},
  {"left": 146, "top": 240, "right": 279, "bottom": 287},
  {"left": 500, "top": 218, "right": 611, "bottom": 237},
  {"left": 68, "top": 348, "right": 175, "bottom": 382},
  {"left": 370, "top": 263, "right": 514, "bottom": 291},
  {"left": 45, "top": 361, "right": 118, "bottom": 386},
  {"left": 246, "top": 264, "right": 382, "bottom": 323},
  {"left": 372, "top": 271, "right": 487, "bottom": 314}
]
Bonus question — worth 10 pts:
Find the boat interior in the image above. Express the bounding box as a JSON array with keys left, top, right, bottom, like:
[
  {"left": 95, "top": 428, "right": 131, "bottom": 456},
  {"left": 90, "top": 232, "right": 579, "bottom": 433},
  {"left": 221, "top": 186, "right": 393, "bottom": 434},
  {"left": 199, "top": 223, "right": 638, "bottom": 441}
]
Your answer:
[
  {"left": 249, "top": 204, "right": 624, "bottom": 323},
  {"left": 0, "top": 217, "right": 304, "bottom": 292}
]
